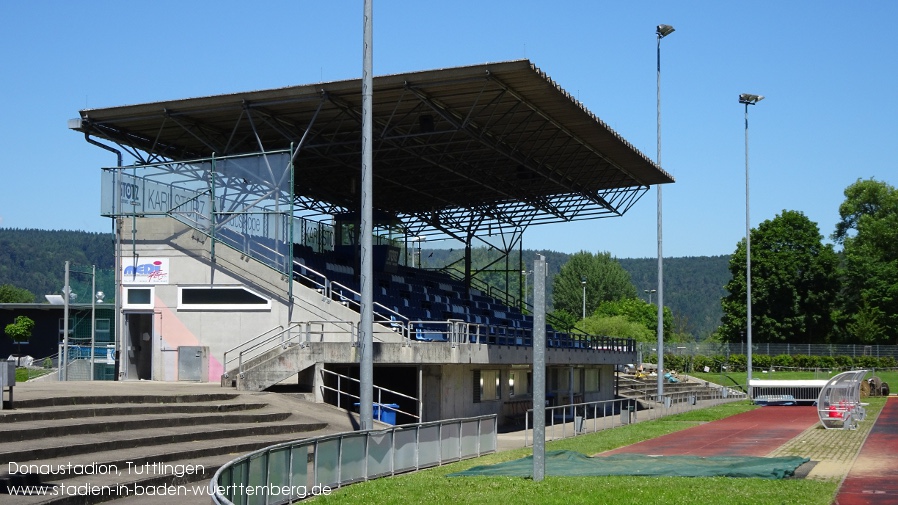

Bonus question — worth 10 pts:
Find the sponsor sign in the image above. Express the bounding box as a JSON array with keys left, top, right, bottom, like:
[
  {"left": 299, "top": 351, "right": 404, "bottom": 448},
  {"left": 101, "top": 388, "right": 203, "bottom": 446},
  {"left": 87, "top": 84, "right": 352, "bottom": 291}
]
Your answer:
[{"left": 122, "top": 258, "right": 170, "bottom": 284}]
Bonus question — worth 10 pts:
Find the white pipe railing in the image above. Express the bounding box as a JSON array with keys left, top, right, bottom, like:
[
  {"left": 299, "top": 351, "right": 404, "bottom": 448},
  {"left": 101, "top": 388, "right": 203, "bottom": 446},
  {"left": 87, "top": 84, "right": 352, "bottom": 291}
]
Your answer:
[
  {"left": 318, "top": 367, "right": 420, "bottom": 422},
  {"left": 523, "top": 388, "right": 747, "bottom": 446}
]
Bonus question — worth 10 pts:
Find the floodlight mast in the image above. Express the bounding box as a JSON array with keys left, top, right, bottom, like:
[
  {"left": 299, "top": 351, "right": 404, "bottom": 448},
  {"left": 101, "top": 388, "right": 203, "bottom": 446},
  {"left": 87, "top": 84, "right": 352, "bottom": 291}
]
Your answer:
[
  {"left": 739, "top": 92, "right": 764, "bottom": 396},
  {"left": 359, "top": 0, "right": 374, "bottom": 431},
  {"left": 656, "top": 23, "right": 674, "bottom": 401}
]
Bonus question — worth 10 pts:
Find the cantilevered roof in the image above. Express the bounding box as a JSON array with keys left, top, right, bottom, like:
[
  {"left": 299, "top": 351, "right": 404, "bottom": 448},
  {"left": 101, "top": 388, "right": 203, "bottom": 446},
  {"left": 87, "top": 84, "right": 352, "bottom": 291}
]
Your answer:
[{"left": 73, "top": 59, "right": 673, "bottom": 240}]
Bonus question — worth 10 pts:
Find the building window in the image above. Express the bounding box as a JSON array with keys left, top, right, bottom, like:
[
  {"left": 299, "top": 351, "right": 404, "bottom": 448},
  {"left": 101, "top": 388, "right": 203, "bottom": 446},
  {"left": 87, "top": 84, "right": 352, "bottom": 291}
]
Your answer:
[
  {"left": 509, "top": 370, "right": 530, "bottom": 397},
  {"left": 123, "top": 287, "right": 154, "bottom": 309},
  {"left": 178, "top": 286, "right": 271, "bottom": 311},
  {"left": 473, "top": 370, "right": 481, "bottom": 403},
  {"left": 586, "top": 368, "right": 601, "bottom": 393},
  {"left": 479, "top": 369, "right": 500, "bottom": 401}
]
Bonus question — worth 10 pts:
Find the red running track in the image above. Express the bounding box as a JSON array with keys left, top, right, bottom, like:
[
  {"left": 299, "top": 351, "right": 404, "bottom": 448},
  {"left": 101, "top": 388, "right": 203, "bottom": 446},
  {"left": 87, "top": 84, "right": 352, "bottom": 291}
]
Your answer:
[
  {"left": 601, "top": 406, "right": 820, "bottom": 457},
  {"left": 835, "top": 396, "right": 898, "bottom": 505}
]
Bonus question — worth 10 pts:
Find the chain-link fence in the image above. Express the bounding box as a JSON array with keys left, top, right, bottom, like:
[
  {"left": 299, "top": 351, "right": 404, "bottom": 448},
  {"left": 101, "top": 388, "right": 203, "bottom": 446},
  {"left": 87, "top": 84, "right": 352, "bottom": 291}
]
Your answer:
[{"left": 639, "top": 342, "right": 898, "bottom": 360}]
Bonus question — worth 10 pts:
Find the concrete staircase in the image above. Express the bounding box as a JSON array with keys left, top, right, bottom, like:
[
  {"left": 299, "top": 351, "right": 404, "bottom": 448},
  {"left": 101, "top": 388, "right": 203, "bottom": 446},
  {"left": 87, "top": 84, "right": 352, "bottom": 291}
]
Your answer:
[
  {"left": 0, "top": 382, "right": 359, "bottom": 504},
  {"left": 617, "top": 374, "right": 738, "bottom": 402}
]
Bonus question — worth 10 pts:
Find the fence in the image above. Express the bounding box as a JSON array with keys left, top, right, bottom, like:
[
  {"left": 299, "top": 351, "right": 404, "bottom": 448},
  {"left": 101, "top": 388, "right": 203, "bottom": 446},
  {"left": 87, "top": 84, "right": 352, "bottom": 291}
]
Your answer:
[
  {"left": 522, "top": 388, "right": 746, "bottom": 446},
  {"left": 210, "top": 414, "right": 497, "bottom": 505},
  {"left": 640, "top": 342, "right": 898, "bottom": 360}
]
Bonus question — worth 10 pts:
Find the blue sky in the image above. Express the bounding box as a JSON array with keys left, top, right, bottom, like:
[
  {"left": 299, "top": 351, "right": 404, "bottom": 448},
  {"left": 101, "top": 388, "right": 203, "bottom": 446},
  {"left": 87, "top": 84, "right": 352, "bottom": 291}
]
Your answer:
[{"left": 1, "top": 1, "right": 895, "bottom": 259}]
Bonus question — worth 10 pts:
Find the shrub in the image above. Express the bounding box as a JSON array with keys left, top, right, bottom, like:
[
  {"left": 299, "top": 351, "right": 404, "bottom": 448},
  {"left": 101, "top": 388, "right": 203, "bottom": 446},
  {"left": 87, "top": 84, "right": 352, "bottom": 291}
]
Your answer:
[
  {"left": 753, "top": 354, "right": 772, "bottom": 370},
  {"left": 772, "top": 354, "right": 794, "bottom": 368},
  {"left": 833, "top": 355, "right": 854, "bottom": 368}
]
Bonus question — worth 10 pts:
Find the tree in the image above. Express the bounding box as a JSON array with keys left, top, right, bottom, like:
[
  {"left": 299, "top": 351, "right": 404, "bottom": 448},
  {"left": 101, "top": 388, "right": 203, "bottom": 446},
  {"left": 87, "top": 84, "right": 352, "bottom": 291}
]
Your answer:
[
  {"left": 4, "top": 315, "right": 35, "bottom": 365},
  {"left": 832, "top": 178, "right": 898, "bottom": 344},
  {"left": 594, "top": 297, "right": 674, "bottom": 340},
  {"left": 720, "top": 210, "right": 839, "bottom": 344},
  {"left": 551, "top": 251, "right": 636, "bottom": 318},
  {"left": 579, "top": 315, "right": 654, "bottom": 342},
  {"left": 0, "top": 284, "right": 35, "bottom": 303}
]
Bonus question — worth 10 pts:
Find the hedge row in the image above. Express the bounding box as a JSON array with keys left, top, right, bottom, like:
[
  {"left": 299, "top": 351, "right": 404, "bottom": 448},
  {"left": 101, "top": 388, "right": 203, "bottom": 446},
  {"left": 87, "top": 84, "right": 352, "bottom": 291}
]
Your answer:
[{"left": 645, "top": 353, "right": 898, "bottom": 372}]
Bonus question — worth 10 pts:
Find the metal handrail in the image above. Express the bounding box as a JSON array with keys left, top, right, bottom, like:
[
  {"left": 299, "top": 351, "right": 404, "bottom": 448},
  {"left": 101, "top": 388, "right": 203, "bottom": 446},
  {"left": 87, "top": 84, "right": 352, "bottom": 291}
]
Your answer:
[
  {"left": 221, "top": 325, "right": 284, "bottom": 379},
  {"left": 292, "top": 259, "right": 329, "bottom": 295},
  {"left": 319, "top": 367, "right": 420, "bottom": 421},
  {"left": 221, "top": 324, "right": 304, "bottom": 380},
  {"left": 330, "top": 280, "right": 411, "bottom": 338}
]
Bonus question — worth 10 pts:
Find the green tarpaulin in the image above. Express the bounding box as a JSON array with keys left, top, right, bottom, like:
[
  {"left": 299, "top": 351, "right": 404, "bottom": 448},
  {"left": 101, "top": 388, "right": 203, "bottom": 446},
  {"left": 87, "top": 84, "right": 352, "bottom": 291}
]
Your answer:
[{"left": 448, "top": 450, "right": 809, "bottom": 480}]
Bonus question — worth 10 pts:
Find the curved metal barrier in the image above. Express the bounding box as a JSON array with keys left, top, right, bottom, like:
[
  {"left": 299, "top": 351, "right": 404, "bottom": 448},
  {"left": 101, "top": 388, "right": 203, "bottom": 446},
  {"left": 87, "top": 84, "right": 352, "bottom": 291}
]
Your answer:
[
  {"left": 210, "top": 414, "right": 497, "bottom": 504},
  {"left": 817, "top": 369, "right": 868, "bottom": 430}
]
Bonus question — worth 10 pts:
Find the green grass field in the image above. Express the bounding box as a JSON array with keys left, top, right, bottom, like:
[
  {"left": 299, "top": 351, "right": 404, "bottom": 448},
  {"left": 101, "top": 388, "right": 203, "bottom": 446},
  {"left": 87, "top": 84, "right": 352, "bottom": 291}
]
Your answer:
[{"left": 308, "top": 402, "right": 839, "bottom": 505}]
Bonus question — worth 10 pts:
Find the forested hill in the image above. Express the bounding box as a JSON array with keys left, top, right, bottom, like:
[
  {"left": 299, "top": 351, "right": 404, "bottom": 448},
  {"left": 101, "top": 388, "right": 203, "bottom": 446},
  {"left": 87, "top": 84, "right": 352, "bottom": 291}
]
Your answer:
[
  {"left": 618, "top": 255, "right": 731, "bottom": 339},
  {"left": 421, "top": 248, "right": 731, "bottom": 339},
  {"left": 0, "top": 228, "right": 730, "bottom": 339},
  {"left": 0, "top": 228, "right": 114, "bottom": 301}
]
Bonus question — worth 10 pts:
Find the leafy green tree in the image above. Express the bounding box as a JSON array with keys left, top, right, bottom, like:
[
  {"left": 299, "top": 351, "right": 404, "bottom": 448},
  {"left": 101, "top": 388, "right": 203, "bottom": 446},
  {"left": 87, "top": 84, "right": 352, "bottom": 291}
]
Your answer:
[
  {"left": 548, "top": 309, "right": 578, "bottom": 333},
  {"left": 551, "top": 251, "right": 636, "bottom": 318},
  {"left": 579, "top": 315, "right": 654, "bottom": 342},
  {"left": 720, "top": 210, "right": 839, "bottom": 344},
  {"left": 0, "top": 284, "right": 35, "bottom": 303},
  {"left": 595, "top": 297, "right": 674, "bottom": 339},
  {"left": 4, "top": 315, "right": 35, "bottom": 365},
  {"left": 832, "top": 178, "right": 898, "bottom": 344}
]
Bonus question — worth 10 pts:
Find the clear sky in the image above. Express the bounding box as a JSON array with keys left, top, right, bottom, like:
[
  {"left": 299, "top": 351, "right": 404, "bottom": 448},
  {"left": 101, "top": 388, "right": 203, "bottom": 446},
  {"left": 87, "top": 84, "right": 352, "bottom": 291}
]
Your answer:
[{"left": 1, "top": 1, "right": 895, "bottom": 259}]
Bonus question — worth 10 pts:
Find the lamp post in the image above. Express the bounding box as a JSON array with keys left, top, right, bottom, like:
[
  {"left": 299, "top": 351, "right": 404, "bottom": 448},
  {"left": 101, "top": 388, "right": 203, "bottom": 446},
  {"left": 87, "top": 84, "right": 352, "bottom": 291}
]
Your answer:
[
  {"left": 739, "top": 93, "right": 764, "bottom": 395},
  {"left": 581, "top": 276, "right": 587, "bottom": 319},
  {"left": 656, "top": 23, "right": 674, "bottom": 400},
  {"left": 410, "top": 236, "right": 426, "bottom": 268},
  {"left": 644, "top": 289, "right": 656, "bottom": 305},
  {"left": 521, "top": 270, "right": 532, "bottom": 310}
]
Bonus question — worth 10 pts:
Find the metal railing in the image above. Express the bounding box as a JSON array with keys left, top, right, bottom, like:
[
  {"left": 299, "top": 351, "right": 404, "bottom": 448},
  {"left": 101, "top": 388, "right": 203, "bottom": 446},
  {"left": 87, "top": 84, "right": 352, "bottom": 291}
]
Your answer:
[
  {"left": 522, "top": 387, "right": 746, "bottom": 446},
  {"left": 210, "top": 414, "right": 497, "bottom": 505},
  {"left": 319, "top": 368, "right": 421, "bottom": 422},
  {"left": 222, "top": 321, "right": 365, "bottom": 382},
  {"left": 221, "top": 325, "right": 288, "bottom": 380}
]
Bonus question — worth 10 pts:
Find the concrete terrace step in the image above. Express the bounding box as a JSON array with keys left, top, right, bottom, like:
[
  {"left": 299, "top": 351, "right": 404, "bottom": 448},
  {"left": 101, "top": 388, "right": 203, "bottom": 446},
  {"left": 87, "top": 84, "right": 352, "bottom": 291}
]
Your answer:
[
  {"left": 1, "top": 410, "right": 297, "bottom": 443},
  {"left": 10, "top": 393, "right": 241, "bottom": 410},
  {"left": 0, "top": 401, "right": 269, "bottom": 423},
  {"left": 1, "top": 381, "right": 361, "bottom": 504},
  {"left": 1, "top": 419, "right": 328, "bottom": 463},
  {"left": 5, "top": 427, "right": 343, "bottom": 505},
  {"left": 6, "top": 454, "right": 232, "bottom": 505}
]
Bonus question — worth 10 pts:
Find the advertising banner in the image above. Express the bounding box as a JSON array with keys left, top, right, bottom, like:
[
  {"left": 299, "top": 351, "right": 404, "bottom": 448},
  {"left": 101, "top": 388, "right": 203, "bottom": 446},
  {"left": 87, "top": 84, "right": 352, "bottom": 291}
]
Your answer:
[{"left": 122, "top": 258, "right": 170, "bottom": 284}]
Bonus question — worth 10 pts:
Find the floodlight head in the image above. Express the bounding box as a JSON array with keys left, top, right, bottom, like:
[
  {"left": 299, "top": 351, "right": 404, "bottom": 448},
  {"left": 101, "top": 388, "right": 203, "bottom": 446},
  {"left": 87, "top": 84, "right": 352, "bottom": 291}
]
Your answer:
[
  {"left": 739, "top": 93, "right": 765, "bottom": 105},
  {"left": 581, "top": 276, "right": 587, "bottom": 286},
  {"left": 657, "top": 24, "right": 675, "bottom": 38}
]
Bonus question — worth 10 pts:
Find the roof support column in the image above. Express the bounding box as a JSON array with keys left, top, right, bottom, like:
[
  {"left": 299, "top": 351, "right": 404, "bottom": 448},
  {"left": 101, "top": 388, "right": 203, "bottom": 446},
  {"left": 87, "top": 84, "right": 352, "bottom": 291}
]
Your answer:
[{"left": 464, "top": 235, "right": 473, "bottom": 299}]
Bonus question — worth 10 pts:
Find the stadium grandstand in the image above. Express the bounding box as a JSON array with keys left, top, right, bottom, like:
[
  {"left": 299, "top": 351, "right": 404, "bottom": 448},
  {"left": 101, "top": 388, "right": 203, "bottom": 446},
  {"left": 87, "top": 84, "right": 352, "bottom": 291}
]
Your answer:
[{"left": 69, "top": 59, "right": 674, "bottom": 426}]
